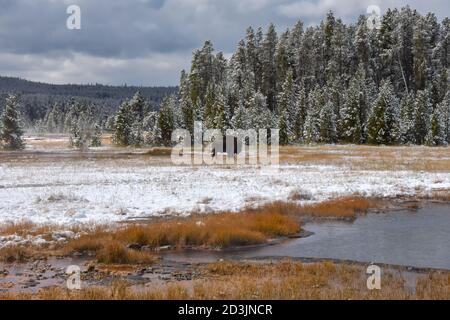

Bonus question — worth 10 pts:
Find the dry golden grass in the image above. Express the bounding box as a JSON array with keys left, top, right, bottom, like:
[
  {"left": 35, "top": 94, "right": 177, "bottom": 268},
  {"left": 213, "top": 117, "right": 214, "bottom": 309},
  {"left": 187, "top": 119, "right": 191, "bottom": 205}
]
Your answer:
[
  {"left": 145, "top": 147, "right": 172, "bottom": 156},
  {"left": 279, "top": 145, "right": 450, "bottom": 172},
  {"left": 23, "top": 136, "right": 69, "bottom": 150},
  {"left": 0, "top": 246, "right": 33, "bottom": 263},
  {"left": 249, "top": 196, "right": 381, "bottom": 219},
  {"left": 296, "top": 197, "right": 379, "bottom": 218},
  {"left": 96, "top": 242, "right": 155, "bottom": 264},
  {"left": 0, "top": 221, "right": 60, "bottom": 238},
  {"left": 1, "top": 260, "right": 448, "bottom": 300},
  {"left": 419, "top": 190, "right": 450, "bottom": 202},
  {"left": 67, "top": 211, "right": 301, "bottom": 260}
]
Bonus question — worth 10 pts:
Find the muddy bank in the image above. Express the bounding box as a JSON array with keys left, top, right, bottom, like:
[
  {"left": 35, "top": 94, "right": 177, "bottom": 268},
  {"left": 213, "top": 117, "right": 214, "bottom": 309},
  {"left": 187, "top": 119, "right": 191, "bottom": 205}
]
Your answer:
[{"left": 0, "top": 256, "right": 205, "bottom": 294}]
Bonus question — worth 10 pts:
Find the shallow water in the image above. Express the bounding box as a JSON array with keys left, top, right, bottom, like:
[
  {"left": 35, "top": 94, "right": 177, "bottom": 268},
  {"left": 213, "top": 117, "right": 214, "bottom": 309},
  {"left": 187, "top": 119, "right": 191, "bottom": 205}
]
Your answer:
[{"left": 164, "top": 203, "right": 450, "bottom": 270}]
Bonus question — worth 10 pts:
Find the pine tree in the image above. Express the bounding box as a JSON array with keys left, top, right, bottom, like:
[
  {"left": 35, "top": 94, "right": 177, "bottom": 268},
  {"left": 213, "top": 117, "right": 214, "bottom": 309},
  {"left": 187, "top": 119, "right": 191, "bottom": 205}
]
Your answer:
[
  {"left": 261, "top": 23, "right": 278, "bottom": 112},
  {"left": 303, "top": 87, "right": 324, "bottom": 144},
  {"left": 113, "top": 100, "right": 131, "bottom": 146},
  {"left": 203, "top": 83, "right": 216, "bottom": 129},
  {"left": 367, "top": 81, "right": 399, "bottom": 145},
  {"left": 130, "top": 120, "right": 144, "bottom": 147},
  {"left": 426, "top": 106, "right": 446, "bottom": 146},
  {"left": 399, "top": 93, "right": 416, "bottom": 144},
  {"left": 69, "top": 120, "right": 84, "bottom": 149},
  {"left": 318, "top": 101, "right": 337, "bottom": 143},
  {"left": 278, "top": 107, "right": 290, "bottom": 146},
  {"left": 292, "top": 87, "right": 307, "bottom": 142},
  {"left": 90, "top": 123, "right": 102, "bottom": 147},
  {"left": 379, "top": 9, "right": 398, "bottom": 85},
  {"left": 250, "top": 91, "right": 274, "bottom": 130},
  {"left": 213, "top": 89, "right": 229, "bottom": 133},
  {"left": 179, "top": 70, "right": 195, "bottom": 134},
  {"left": 413, "top": 90, "right": 432, "bottom": 144},
  {"left": 440, "top": 18, "right": 450, "bottom": 69},
  {"left": 413, "top": 16, "right": 428, "bottom": 91},
  {"left": 440, "top": 92, "right": 450, "bottom": 142},
  {"left": 275, "top": 30, "right": 291, "bottom": 85},
  {"left": 157, "top": 97, "right": 175, "bottom": 146},
  {"left": 0, "top": 94, "right": 25, "bottom": 150},
  {"left": 231, "top": 102, "right": 248, "bottom": 130},
  {"left": 128, "top": 91, "right": 149, "bottom": 122},
  {"left": 340, "top": 78, "right": 362, "bottom": 143},
  {"left": 354, "top": 15, "right": 370, "bottom": 72},
  {"left": 277, "top": 69, "right": 297, "bottom": 143}
]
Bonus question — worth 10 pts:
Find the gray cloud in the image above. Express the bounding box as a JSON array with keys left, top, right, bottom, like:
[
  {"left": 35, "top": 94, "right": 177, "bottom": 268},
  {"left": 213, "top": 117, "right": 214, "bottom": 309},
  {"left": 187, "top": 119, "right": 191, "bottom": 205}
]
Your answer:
[{"left": 0, "top": 0, "right": 448, "bottom": 85}]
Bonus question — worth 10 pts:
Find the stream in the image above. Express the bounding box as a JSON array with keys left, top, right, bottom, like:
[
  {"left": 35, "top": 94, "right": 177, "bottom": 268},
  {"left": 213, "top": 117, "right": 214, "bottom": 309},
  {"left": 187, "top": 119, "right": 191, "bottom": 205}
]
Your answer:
[{"left": 164, "top": 203, "right": 450, "bottom": 270}]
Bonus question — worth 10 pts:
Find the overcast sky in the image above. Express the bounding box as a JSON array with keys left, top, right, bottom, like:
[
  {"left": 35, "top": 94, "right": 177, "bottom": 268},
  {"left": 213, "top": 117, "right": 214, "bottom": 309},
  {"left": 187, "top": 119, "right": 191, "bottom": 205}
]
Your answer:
[{"left": 0, "top": 0, "right": 448, "bottom": 86}]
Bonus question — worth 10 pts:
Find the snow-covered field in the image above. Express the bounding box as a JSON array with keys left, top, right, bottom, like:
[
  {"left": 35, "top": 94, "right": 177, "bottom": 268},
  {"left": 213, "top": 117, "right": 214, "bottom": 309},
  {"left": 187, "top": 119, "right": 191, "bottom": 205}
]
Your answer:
[{"left": 1, "top": 154, "right": 449, "bottom": 225}]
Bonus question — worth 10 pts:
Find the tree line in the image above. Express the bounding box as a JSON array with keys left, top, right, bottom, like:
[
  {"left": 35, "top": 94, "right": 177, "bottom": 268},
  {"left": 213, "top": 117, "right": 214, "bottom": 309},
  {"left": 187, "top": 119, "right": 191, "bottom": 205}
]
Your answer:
[{"left": 122, "top": 6, "right": 450, "bottom": 147}]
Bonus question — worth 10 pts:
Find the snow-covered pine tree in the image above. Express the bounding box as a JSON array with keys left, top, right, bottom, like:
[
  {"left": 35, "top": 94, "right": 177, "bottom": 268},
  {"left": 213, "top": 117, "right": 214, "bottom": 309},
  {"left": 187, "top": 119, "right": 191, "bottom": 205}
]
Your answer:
[
  {"left": 128, "top": 91, "right": 150, "bottom": 145},
  {"left": 340, "top": 78, "right": 362, "bottom": 143},
  {"left": 261, "top": 23, "right": 278, "bottom": 112},
  {"left": 413, "top": 16, "right": 429, "bottom": 91},
  {"left": 245, "top": 26, "right": 259, "bottom": 90},
  {"left": 440, "top": 92, "right": 450, "bottom": 143},
  {"left": 113, "top": 100, "right": 131, "bottom": 146},
  {"left": 250, "top": 91, "right": 274, "bottom": 131},
  {"left": 179, "top": 70, "right": 195, "bottom": 134},
  {"left": 275, "top": 30, "right": 291, "bottom": 86},
  {"left": 440, "top": 18, "right": 450, "bottom": 70},
  {"left": 378, "top": 9, "right": 398, "bottom": 86},
  {"left": 0, "top": 94, "right": 25, "bottom": 150},
  {"left": 45, "top": 102, "right": 64, "bottom": 133},
  {"left": 277, "top": 69, "right": 297, "bottom": 144},
  {"left": 292, "top": 87, "right": 307, "bottom": 142},
  {"left": 399, "top": 93, "right": 416, "bottom": 144},
  {"left": 157, "top": 97, "right": 175, "bottom": 146},
  {"left": 128, "top": 91, "right": 149, "bottom": 122},
  {"left": 354, "top": 15, "right": 370, "bottom": 73},
  {"left": 278, "top": 111, "right": 289, "bottom": 146},
  {"left": 90, "top": 123, "right": 102, "bottom": 147},
  {"left": 68, "top": 120, "right": 80, "bottom": 148},
  {"left": 231, "top": 101, "right": 248, "bottom": 131},
  {"left": 425, "top": 105, "right": 447, "bottom": 146},
  {"left": 130, "top": 120, "right": 144, "bottom": 147},
  {"left": 367, "top": 80, "right": 399, "bottom": 145},
  {"left": 318, "top": 100, "right": 337, "bottom": 143},
  {"left": 303, "top": 87, "right": 324, "bottom": 144},
  {"left": 203, "top": 83, "right": 216, "bottom": 129},
  {"left": 213, "top": 88, "right": 230, "bottom": 133},
  {"left": 413, "top": 89, "right": 432, "bottom": 144}
]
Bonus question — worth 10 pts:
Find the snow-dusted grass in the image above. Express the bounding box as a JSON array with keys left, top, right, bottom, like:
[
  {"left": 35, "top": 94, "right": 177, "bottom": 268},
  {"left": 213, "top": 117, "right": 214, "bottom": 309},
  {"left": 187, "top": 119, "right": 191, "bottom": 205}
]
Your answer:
[{"left": 1, "top": 142, "right": 450, "bottom": 225}]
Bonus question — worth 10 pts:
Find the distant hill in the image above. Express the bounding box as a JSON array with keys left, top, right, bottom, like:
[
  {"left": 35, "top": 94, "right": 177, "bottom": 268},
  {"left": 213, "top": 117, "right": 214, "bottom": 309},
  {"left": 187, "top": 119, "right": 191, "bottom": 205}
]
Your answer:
[{"left": 0, "top": 76, "right": 178, "bottom": 124}]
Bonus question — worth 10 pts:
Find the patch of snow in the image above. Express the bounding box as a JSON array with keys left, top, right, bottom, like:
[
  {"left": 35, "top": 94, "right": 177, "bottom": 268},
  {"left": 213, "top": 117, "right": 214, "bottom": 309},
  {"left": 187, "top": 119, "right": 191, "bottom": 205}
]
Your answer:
[{"left": 1, "top": 159, "right": 450, "bottom": 225}]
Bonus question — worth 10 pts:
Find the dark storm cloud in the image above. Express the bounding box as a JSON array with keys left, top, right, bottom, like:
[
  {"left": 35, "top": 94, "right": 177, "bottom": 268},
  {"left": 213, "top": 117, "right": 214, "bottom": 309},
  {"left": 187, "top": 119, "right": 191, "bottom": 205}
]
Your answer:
[{"left": 0, "top": 0, "right": 448, "bottom": 85}]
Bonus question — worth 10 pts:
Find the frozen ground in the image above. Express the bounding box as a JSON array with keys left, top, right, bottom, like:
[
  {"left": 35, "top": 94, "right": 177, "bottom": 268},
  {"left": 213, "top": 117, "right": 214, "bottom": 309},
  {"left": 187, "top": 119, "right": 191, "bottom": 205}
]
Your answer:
[{"left": 1, "top": 154, "right": 450, "bottom": 225}]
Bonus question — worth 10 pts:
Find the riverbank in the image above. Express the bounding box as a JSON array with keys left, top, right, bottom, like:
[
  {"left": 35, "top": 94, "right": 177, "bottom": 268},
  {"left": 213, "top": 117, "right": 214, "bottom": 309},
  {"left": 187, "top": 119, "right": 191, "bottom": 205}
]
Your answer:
[
  {"left": 1, "top": 258, "right": 448, "bottom": 300},
  {"left": 0, "top": 198, "right": 449, "bottom": 299}
]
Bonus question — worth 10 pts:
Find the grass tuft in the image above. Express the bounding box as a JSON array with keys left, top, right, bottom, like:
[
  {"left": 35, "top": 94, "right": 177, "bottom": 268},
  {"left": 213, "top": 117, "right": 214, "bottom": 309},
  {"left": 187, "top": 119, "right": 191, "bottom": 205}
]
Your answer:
[
  {"left": 96, "top": 242, "right": 155, "bottom": 264},
  {"left": 0, "top": 246, "right": 32, "bottom": 263}
]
